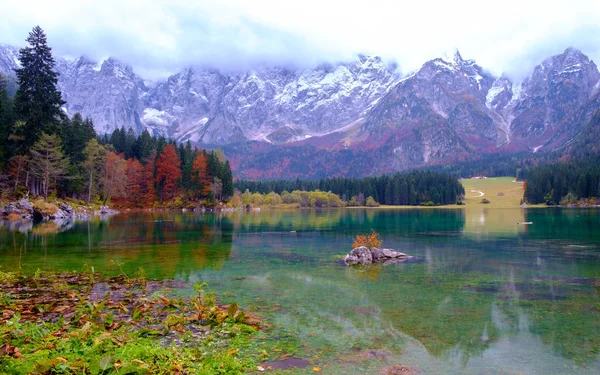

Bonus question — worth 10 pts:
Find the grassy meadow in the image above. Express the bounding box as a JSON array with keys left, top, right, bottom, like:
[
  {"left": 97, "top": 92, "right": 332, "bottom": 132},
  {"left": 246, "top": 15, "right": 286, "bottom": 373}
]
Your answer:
[{"left": 460, "top": 177, "right": 525, "bottom": 208}]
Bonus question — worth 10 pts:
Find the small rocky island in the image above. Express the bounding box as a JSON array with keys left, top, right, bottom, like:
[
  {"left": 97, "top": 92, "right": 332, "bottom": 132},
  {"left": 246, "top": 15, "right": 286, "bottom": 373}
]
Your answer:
[{"left": 343, "top": 246, "right": 415, "bottom": 265}]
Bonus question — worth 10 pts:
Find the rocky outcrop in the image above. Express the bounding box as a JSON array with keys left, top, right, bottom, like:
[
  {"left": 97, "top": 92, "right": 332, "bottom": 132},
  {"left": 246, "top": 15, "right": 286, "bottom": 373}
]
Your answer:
[
  {"left": 1, "top": 199, "right": 35, "bottom": 220},
  {"left": 343, "top": 246, "right": 414, "bottom": 265},
  {"left": 1, "top": 200, "right": 113, "bottom": 223}
]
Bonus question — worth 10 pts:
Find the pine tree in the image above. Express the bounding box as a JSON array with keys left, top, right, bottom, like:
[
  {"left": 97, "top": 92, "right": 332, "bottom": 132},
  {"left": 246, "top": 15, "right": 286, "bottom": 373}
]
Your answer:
[
  {"left": 29, "top": 133, "right": 69, "bottom": 199},
  {"left": 14, "top": 26, "right": 65, "bottom": 152},
  {"left": 221, "top": 160, "right": 234, "bottom": 201},
  {"left": 132, "top": 129, "right": 153, "bottom": 161},
  {"left": 0, "top": 73, "right": 14, "bottom": 167}
]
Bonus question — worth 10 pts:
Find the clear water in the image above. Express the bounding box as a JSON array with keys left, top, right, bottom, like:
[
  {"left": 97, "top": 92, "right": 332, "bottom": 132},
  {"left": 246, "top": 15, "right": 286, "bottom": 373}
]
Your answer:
[{"left": 1, "top": 208, "right": 599, "bottom": 374}]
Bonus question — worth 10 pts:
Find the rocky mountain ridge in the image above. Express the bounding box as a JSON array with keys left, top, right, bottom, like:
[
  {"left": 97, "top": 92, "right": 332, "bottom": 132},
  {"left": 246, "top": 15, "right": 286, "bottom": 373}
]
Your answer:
[{"left": 1, "top": 43, "right": 599, "bottom": 178}]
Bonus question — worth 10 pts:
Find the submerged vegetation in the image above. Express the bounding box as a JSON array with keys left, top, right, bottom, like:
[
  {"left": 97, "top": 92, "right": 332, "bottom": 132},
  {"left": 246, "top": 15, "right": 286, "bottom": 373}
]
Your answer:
[{"left": 0, "top": 269, "right": 267, "bottom": 374}]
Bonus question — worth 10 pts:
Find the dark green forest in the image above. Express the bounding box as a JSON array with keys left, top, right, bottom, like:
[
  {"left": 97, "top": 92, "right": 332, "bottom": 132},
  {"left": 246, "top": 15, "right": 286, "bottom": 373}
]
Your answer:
[
  {"left": 523, "top": 111, "right": 600, "bottom": 205},
  {"left": 236, "top": 170, "right": 466, "bottom": 206},
  {"left": 524, "top": 155, "right": 600, "bottom": 204}
]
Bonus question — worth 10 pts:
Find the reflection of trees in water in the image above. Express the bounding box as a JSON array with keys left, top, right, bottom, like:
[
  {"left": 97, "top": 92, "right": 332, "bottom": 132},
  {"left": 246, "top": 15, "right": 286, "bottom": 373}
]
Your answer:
[
  {"left": 523, "top": 208, "right": 600, "bottom": 245},
  {"left": 227, "top": 209, "right": 466, "bottom": 238},
  {"left": 0, "top": 212, "right": 233, "bottom": 278}
]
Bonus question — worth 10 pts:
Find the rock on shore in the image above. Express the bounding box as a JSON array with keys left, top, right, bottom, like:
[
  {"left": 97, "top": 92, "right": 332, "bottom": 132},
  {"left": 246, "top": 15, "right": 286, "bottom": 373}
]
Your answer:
[{"left": 1, "top": 200, "right": 117, "bottom": 222}]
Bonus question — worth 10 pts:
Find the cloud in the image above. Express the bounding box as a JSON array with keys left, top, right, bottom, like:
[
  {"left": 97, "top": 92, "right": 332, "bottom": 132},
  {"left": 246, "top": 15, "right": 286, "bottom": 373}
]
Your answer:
[{"left": 1, "top": 0, "right": 599, "bottom": 81}]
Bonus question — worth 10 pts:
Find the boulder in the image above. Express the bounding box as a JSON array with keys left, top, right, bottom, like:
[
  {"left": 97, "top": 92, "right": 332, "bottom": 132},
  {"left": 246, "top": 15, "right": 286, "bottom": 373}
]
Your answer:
[
  {"left": 371, "top": 247, "right": 410, "bottom": 262},
  {"left": 50, "top": 208, "right": 68, "bottom": 220},
  {"left": 94, "top": 205, "right": 120, "bottom": 217},
  {"left": 344, "top": 247, "right": 414, "bottom": 266},
  {"left": 343, "top": 246, "right": 373, "bottom": 265},
  {"left": 59, "top": 202, "right": 75, "bottom": 215},
  {"left": 17, "top": 199, "right": 34, "bottom": 213},
  {"left": 2, "top": 203, "right": 19, "bottom": 216}
]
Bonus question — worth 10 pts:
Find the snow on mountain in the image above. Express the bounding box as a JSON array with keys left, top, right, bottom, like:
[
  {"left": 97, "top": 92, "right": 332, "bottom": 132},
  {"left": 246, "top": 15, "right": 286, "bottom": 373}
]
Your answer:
[{"left": 2, "top": 43, "right": 600, "bottom": 177}]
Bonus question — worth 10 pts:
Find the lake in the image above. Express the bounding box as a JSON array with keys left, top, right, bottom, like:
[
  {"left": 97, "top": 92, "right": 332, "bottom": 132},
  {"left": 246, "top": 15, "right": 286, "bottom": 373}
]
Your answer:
[{"left": 1, "top": 208, "right": 599, "bottom": 374}]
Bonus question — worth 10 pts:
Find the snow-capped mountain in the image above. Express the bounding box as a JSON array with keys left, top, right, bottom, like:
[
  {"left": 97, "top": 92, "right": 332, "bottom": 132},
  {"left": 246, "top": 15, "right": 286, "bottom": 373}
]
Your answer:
[
  {"left": 1, "top": 45, "right": 400, "bottom": 145},
  {"left": 350, "top": 48, "right": 600, "bottom": 170},
  {"left": 1, "top": 44, "right": 599, "bottom": 178},
  {"left": 0, "top": 44, "right": 20, "bottom": 77},
  {"left": 143, "top": 55, "right": 400, "bottom": 144}
]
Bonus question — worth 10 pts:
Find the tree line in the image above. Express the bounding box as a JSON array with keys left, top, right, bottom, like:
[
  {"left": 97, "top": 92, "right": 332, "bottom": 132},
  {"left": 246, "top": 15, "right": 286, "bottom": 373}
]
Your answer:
[
  {"left": 0, "top": 26, "right": 233, "bottom": 207},
  {"left": 235, "top": 170, "right": 465, "bottom": 206},
  {"left": 524, "top": 156, "right": 600, "bottom": 205},
  {"left": 523, "top": 111, "right": 600, "bottom": 205}
]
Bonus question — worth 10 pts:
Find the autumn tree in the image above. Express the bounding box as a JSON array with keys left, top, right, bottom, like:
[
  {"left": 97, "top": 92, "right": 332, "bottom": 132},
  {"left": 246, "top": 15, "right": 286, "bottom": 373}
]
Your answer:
[
  {"left": 29, "top": 133, "right": 69, "bottom": 199},
  {"left": 192, "top": 151, "right": 211, "bottom": 199},
  {"left": 126, "top": 158, "right": 145, "bottom": 207},
  {"left": 155, "top": 144, "right": 182, "bottom": 202},
  {"left": 82, "top": 139, "right": 106, "bottom": 203},
  {"left": 142, "top": 150, "right": 157, "bottom": 205},
  {"left": 103, "top": 152, "right": 127, "bottom": 204},
  {"left": 8, "top": 155, "right": 29, "bottom": 194},
  {"left": 14, "top": 26, "right": 65, "bottom": 152}
]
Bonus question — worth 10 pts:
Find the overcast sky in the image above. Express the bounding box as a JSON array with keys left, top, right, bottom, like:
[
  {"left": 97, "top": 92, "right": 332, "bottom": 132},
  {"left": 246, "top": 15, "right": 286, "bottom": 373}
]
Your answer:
[{"left": 1, "top": 0, "right": 599, "bottom": 80}]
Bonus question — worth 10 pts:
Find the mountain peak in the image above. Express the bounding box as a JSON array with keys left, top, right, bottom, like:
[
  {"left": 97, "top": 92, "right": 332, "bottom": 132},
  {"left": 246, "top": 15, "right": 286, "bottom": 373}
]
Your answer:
[
  {"left": 454, "top": 50, "right": 464, "bottom": 63},
  {"left": 563, "top": 46, "right": 586, "bottom": 58}
]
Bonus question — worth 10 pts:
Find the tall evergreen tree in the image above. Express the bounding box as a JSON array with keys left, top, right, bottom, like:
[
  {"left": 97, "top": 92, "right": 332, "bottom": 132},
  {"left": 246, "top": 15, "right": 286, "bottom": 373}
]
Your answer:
[
  {"left": 221, "top": 160, "right": 234, "bottom": 200},
  {"left": 14, "top": 26, "right": 65, "bottom": 152},
  {"left": 0, "top": 73, "right": 15, "bottom": 167}
]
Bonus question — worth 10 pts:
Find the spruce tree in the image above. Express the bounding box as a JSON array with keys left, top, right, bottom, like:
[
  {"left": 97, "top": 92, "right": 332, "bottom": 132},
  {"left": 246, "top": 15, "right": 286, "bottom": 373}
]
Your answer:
[
  {"left": 0, "top": 73, "right": 14, "bottom": 167},
  {"left": 221, "top": 160, "right": 234, "bottom": 201},
  {"left": 14, "top": 26, "right": 65, "bottom": 152}
]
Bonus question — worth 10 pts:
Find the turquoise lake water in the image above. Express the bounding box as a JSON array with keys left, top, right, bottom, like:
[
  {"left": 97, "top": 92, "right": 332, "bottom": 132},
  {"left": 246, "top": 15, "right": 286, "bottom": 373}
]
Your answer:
[{"left": 1, "top": 208, "right": 599, "bottom": 374}]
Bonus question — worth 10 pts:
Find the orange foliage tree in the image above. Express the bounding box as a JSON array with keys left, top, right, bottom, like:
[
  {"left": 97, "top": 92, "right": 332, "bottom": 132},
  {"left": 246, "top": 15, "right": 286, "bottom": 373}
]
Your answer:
[
  {"left": 126, "top": 158, "right": 144, "bottom": 207},
  {"left": 192, "top": 152, "right": 211, "bottom": 199},
  {"left": 142, "top": 150, "right": 156, "bottom": 206},
  {"left": 352, "top": 230, "right": 382, "bottom": 249},
  {"left": 155, "top": 144, "right": 182, "bottom": 202}
]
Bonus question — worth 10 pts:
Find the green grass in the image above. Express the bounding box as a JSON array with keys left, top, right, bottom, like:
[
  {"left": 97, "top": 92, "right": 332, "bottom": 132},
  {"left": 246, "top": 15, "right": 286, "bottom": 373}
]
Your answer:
[{"left": 461, "top": 177, "right": 526, "bottom": 208}]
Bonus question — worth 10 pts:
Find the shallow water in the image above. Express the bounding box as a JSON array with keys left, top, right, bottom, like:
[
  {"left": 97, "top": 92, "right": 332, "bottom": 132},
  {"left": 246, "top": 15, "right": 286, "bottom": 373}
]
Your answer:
[{"left": 1, "top": 208, "right": 599, "bottom": 374}]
